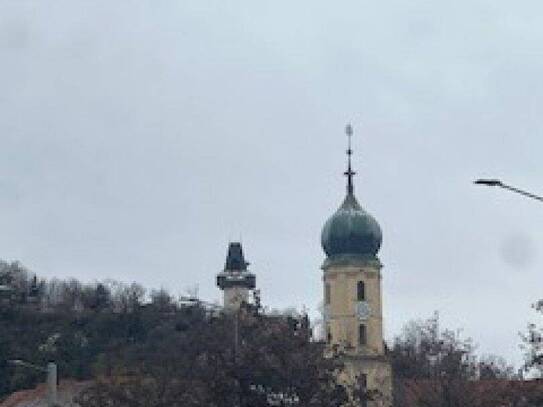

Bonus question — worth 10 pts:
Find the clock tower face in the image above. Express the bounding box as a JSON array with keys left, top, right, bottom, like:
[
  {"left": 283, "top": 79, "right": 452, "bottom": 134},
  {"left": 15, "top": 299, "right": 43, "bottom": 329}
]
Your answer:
[
  {"left": 231, "top": 290, "right": 246, "bottom": 304},
  {"left": 224, "top": 288, "right": 249, "bottom": 310},
  {"left": 356, "top": 301, "right": 371, "bottom": 321}
]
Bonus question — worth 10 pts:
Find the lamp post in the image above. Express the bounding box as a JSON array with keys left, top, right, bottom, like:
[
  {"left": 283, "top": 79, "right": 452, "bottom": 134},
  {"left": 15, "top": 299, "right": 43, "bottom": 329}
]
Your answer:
[
  {"left": 474, "top": 179, "right": 543, "bottom": 202},
  {"left": 8, "top": 360, "right": 57, "bottom": 406}
]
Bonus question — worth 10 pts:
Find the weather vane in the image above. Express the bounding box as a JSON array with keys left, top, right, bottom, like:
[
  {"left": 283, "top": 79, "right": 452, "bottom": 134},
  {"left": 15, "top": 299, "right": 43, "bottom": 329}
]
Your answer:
[{"left": 344, "top": 123, "right": 356, "bottom": 194}]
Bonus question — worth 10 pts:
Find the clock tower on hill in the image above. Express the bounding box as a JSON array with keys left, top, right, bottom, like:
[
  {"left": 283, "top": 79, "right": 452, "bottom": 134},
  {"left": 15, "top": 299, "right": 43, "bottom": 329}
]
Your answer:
[{"left": 217, "top": 242, "right": 256, "bottom": 312}]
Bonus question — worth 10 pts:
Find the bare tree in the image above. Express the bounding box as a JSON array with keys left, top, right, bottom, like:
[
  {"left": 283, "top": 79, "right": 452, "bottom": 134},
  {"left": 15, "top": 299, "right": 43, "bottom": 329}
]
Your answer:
[{"left": 77, "top": 307, "right": 348, "bottom": 407}]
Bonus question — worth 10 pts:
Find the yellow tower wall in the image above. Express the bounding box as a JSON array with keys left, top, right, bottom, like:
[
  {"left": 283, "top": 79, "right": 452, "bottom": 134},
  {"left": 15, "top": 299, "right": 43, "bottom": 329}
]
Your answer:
[
  {"left": 322, "top": 260, "right": 392, "bottom": 407},
  {"left": 323, "top": 263, "right": 384, "bottom": 354}
]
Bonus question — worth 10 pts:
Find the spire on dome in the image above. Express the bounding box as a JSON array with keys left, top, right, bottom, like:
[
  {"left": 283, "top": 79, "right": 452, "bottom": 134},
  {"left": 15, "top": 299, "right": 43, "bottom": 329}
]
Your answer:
[{"left": 344, "top": 124, "right": 356, "bottom": 195}]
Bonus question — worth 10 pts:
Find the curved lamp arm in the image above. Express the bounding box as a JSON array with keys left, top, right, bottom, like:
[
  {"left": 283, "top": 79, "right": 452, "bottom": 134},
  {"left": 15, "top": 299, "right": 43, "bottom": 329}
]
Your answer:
[{"left": 474, "top": 179, "right": 543, "bottom": 202}]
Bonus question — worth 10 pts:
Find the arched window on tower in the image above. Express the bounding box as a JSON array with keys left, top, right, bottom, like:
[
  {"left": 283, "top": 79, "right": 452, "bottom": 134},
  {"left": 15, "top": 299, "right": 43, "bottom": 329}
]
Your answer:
[
  {"left": 359, "top": 373, "right": 367, "bottom": 389},
  {"left": 359, "top": 324, "right": 367, "bottom": 346},
  {"left": 358, "top": 374, "right": 368, "bottom": 407},
  {"left": 357, "top": 281, "right": 365, "bottom": 301}
]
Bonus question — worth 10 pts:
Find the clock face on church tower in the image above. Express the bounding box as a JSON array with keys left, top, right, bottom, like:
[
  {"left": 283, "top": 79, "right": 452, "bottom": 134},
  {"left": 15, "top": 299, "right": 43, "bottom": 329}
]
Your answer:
[{"left": 356, "top": 301, "right": 371, "bottom": 320}]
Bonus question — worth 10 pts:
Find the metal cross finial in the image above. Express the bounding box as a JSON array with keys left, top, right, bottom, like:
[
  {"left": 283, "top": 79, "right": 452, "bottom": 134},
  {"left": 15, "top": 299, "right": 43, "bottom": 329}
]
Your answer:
[{"left": 344, "top": 124, "right": 356, "bottom": 194}]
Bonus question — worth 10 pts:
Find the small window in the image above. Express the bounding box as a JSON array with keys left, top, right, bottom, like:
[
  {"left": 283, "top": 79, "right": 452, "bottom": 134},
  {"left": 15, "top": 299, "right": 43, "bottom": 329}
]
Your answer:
[
  {"left": 326, "top": 325, "right": 332, "bottom": 343},
  {"left": 325, "top": 283, "right": 331, "bottom": 305},
  {"left": 359, "top": 324, "right": 367, "bottom": 346},
  {"left": 357, "top": 281, "right": 365, "bottom": 301},
  {"left": 359, "top": 374, "right": 368, "bottom": 407},
  {"left": 359, "top": 373, "right": 367, "bottom": 389}
]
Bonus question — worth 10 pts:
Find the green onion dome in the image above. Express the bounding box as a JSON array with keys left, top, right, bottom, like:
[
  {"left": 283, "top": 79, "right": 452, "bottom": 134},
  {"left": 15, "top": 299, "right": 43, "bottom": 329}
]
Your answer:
[{"left": 321, "top": 191, "right": 382, "bottom": 260}]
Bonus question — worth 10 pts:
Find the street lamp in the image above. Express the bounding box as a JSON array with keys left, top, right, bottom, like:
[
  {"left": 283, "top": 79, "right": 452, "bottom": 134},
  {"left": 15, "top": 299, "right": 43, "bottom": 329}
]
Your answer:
[
  {"left": 474, "top": 179, "right": 543, "bottom": 202},
  {"left": 8, "top": 360, "right": 57, "bottom": 406}
]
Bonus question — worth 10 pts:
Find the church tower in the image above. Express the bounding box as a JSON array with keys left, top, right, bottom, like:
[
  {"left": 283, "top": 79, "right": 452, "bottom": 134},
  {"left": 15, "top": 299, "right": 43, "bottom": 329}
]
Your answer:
[
  {"left": 320, "top": 125, "right": 392, "bottom": 406},
  {"left": 216, "top": 242, "right": 256, "bottom": 311}
]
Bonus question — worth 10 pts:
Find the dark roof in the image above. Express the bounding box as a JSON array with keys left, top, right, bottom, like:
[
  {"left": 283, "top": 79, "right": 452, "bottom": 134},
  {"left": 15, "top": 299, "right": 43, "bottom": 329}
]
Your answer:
[{"left": 224, "top": 242, "right": 249, "bottom": 271}]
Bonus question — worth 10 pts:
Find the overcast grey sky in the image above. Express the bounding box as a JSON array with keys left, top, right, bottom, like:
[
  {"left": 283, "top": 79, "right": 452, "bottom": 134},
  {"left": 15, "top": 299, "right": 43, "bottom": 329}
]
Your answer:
[{"left": 1, "top": 1, "right": 543, "bottom": 367}]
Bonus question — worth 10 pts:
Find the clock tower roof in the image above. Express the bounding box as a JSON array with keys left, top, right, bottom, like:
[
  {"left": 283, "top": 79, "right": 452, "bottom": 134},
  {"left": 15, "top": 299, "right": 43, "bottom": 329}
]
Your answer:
[
  {"left": 217, "top": 242, "right": 256, "bottom": 290},
  {"left": 224, "top": 242, "right": 249, "bottom": 272}
]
